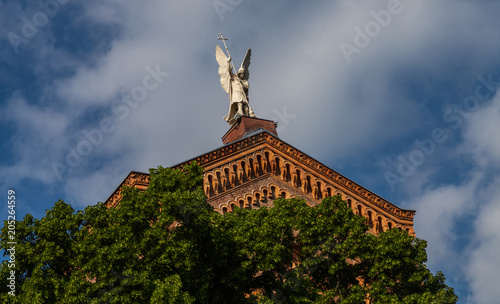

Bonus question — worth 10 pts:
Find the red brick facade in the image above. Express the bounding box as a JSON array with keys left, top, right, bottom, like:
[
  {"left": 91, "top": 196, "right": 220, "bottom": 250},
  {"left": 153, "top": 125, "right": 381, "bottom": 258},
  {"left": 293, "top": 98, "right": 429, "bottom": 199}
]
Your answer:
[{"left": 105, "top": 117, "right": 415, "bottom": 235}]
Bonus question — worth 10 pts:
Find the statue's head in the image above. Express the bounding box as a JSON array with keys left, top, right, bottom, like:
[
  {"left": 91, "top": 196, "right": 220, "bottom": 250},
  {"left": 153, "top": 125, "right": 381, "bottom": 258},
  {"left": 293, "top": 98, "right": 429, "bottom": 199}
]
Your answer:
[{"left": 238, "top": 68, "right": 245, "bottom": 78}]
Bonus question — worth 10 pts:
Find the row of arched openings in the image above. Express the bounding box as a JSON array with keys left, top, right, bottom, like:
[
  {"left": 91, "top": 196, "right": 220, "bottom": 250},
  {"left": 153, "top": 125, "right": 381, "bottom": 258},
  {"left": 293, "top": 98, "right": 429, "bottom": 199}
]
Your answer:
[
  {"left": 204, "top": 151, "right": 338, "bottom": 200},
  {"left": 204, "top": 151, "right": 414, "bottom": 235}
]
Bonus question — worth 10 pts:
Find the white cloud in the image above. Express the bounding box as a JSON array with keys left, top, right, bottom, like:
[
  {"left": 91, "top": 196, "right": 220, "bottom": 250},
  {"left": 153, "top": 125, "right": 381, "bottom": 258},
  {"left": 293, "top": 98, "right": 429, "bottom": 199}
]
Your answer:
[
  {"left": 408, "top": 175, "right": 479, "bottom": 270},
  {"left": 0, "top": 95, "right": 70, "bottom": 184},
  {"left": 462, "top": 92, "right": 500, "bottom": 167},
  {"left": 4, "top": 2, "right": 500, "bottom": 302},
  {"left": 467, "top": 177, "right": 500, "bottom": 304},
  {"left": 406, "top": 86, "right": 500, "bottom": 304},
  {"left": 83, "top": 1, "right": 125, "bottom": 25},
  {"left": 45, "top": 0, "right": 500, "bottom": 177}
]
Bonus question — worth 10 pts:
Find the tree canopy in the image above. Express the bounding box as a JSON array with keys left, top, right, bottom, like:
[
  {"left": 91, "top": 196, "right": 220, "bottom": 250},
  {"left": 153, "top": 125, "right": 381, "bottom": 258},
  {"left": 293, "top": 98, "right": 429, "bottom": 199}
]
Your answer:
[{"left": 1, "top": 162, "right": 457, "bottom": 303}]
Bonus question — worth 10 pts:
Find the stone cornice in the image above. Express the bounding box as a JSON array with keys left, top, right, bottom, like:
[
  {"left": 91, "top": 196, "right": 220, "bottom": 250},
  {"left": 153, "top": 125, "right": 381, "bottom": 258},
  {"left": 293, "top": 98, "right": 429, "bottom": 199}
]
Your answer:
[
  {"left": 104, "top": 171, "right": 149, "bottom": 208},
  {"left": 172, "top": 131, "right": 414, "bottom": 220},
  {"left": 262, "top": 135, "right": 415, "bottom": 220},
  {"left": 171, "top": 131, "right": 270, "bottom": 170}
]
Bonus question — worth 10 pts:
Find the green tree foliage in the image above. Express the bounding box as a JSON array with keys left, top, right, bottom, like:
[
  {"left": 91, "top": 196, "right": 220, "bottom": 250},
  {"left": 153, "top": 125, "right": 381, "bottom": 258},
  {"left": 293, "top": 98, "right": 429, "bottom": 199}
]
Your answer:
[{"left": 1, "top": 162, "right": 457, "bottom": 303}]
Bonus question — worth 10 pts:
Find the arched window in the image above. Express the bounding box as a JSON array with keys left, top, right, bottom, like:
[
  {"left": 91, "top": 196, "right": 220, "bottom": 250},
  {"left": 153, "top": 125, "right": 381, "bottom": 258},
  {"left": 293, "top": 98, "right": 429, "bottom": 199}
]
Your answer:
[
  {"left": 316, "top": 181, "right": 322, "bottom": 199},
  {"left": 275, "top": 157, "right": 281, "bottom": 175},
  {"left": 257, "top": 155, "right": 263, "bottom": 172},
  {"left": 241, "top": 161, "right": 247, "bottom": 181},
  {"left": 285, "top": 163, "right": 291, "bottom": 181},
  {"left": 248, "top": 158, "right": 254, "bottom": 178},
  {"left": 296, "top": 169, "right": 302, "bottom": 187},
  {"left": 367, "top": 211, "right": 374, "bottom": 229},
  {"left": 305, "top": 175, "right": 312, "bottom": 193},
  {"left": 270, "top": 186, "right": 276, "bottom": 199},
  {"left": 377, "top": 216, "right": 383, "bottom": 233}
]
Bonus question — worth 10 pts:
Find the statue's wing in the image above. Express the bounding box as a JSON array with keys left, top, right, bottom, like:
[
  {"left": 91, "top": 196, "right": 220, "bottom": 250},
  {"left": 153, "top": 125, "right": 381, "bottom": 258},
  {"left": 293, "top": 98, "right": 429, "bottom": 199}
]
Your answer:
[
  {"left": 240, "top": 48, "right": 251, "bottom": 80},
  {"left": 216, "top": 45, "right": 231, "bottom": 94}
]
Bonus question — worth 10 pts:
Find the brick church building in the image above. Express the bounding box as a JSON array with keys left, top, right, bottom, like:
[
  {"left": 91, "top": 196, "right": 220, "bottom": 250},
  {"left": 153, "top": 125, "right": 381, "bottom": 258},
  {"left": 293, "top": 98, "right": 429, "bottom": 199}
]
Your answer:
[{"left": 104, "top": 116, "right": 415, "bottom": 236}]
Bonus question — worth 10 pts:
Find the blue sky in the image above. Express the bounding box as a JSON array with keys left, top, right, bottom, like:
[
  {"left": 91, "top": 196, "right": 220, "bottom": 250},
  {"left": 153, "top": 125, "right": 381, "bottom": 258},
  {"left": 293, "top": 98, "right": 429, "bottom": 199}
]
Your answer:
[{"left": 2, "top": 0, "right": 500, "bottom": 302}]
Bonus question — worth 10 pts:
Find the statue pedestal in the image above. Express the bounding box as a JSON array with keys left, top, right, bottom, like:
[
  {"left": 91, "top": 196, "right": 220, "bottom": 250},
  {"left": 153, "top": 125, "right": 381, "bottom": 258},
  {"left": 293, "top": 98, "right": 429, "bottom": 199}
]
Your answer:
[{"left": 221, "top": 116, "right": 278, "bottom": 145}]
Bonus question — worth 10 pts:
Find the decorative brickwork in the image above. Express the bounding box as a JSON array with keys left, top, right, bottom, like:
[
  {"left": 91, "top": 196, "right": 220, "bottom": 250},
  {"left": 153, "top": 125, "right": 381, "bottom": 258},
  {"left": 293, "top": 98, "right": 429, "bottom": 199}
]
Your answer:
[{"left": 105, "top": 128, "right": 415, "bottom": 235}]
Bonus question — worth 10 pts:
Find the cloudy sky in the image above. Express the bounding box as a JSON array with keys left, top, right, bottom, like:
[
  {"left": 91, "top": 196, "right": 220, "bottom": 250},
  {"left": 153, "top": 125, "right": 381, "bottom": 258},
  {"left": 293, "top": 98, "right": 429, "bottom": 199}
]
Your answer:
[{"left": 1, "top": 0, "right": 500, "bottom": 302}]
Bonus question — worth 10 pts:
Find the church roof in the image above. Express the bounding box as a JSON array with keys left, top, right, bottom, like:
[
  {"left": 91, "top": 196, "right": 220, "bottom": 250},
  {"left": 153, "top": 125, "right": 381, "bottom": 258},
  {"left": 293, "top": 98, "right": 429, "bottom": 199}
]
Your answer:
[{"left": 104, "top": 121, "right": 415, "bottom": 234}]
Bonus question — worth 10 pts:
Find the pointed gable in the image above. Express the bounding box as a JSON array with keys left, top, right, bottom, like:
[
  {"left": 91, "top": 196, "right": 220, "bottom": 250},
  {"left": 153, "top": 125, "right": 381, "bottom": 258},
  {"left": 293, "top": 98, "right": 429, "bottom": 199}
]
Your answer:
[{"left": 105, "top": 117, "right": 415, "bottom": 235}]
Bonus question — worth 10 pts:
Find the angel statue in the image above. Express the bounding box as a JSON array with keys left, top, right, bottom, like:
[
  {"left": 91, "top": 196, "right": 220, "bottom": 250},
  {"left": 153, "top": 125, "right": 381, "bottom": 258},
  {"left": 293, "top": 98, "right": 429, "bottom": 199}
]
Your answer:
[{"left": 216, "top": 36, "right": 255, "bottom": 126}]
